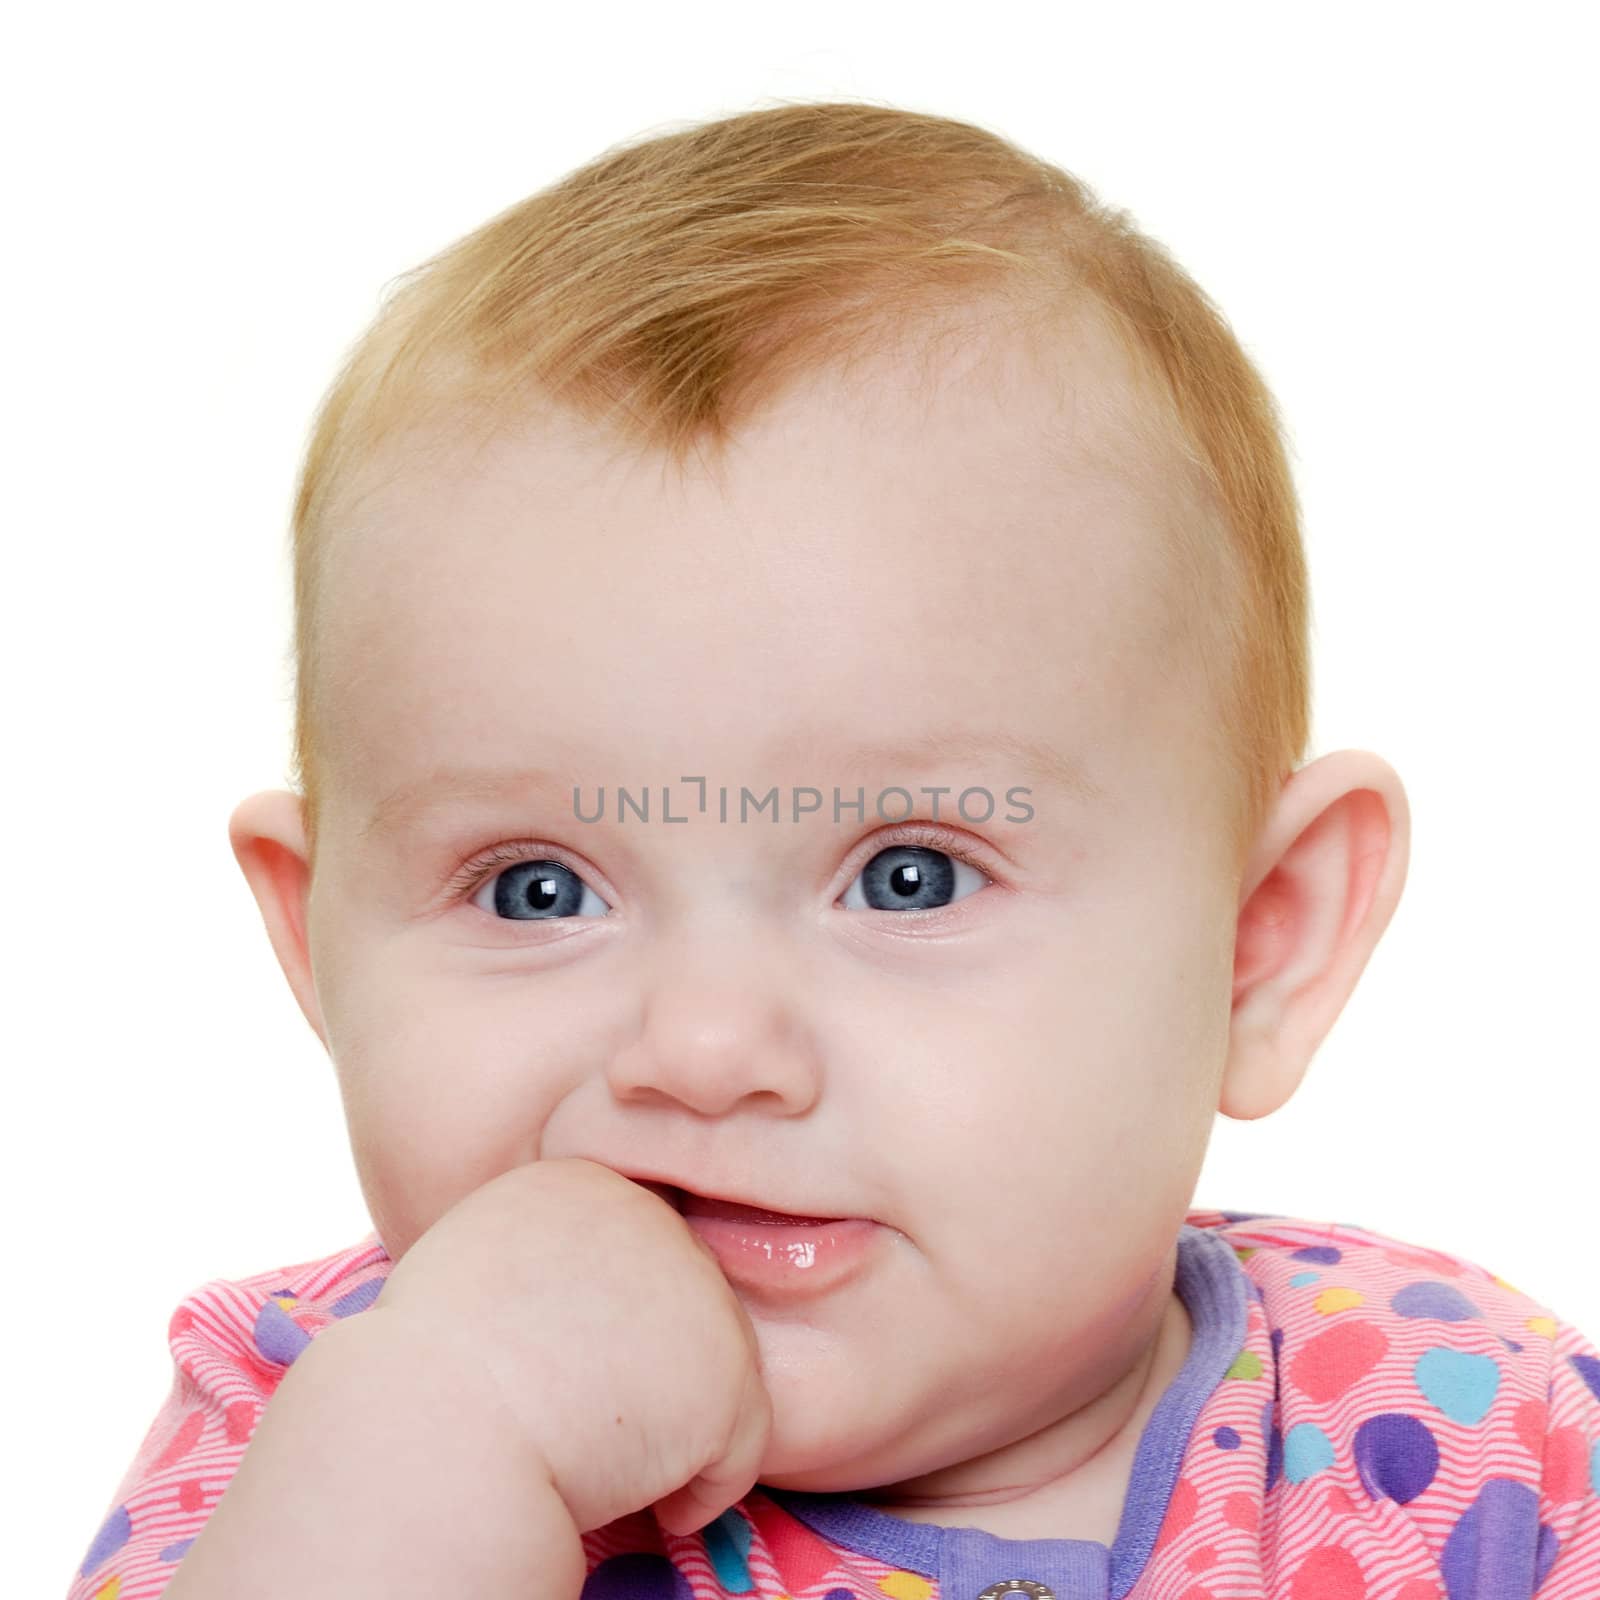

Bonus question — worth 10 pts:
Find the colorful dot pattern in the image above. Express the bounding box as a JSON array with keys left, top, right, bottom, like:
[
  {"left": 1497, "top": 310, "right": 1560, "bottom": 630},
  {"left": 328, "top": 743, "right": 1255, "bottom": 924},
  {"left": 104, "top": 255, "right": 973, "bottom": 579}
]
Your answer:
[{"left": 64, "top": 1213, "right": 1600, "bottom": 1599}]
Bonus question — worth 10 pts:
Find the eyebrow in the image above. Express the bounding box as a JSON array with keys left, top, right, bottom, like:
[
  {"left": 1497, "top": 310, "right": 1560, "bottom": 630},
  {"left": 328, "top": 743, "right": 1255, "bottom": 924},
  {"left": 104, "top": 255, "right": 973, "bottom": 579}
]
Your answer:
[{"left": 360, "top": 729, "right": 1102, "bottom": 843}]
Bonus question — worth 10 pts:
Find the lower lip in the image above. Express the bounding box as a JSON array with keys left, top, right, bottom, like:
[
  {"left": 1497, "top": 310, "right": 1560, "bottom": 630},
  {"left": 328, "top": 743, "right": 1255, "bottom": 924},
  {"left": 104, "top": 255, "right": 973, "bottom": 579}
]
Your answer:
[{"left": 682, "top": 1212, "right": 883, "bottom": 1298}]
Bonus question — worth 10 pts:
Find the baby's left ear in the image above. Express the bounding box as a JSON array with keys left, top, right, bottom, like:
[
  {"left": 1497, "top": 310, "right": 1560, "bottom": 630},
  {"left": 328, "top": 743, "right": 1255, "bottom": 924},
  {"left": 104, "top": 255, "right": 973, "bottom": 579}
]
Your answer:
[
  {"left": 227, "top": 787, "right": 329, "bottom": 1052},
  {"left": 1218, "top": 750, "right": 1410, "bottom": 1121}
]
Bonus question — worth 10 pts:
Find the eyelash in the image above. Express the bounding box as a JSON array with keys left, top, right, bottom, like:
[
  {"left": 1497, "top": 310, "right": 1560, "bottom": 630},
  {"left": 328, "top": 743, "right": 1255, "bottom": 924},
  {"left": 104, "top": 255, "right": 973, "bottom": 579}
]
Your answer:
[{"left": 443, "top": 821, "right": 998, "bottom": 904}]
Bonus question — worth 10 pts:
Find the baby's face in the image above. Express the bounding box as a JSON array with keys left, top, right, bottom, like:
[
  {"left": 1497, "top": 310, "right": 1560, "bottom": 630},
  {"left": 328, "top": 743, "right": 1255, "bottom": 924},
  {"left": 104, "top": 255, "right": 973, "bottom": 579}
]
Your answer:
[{"left": 302, "top": 307, "right": 1240, "bottom": 1492}]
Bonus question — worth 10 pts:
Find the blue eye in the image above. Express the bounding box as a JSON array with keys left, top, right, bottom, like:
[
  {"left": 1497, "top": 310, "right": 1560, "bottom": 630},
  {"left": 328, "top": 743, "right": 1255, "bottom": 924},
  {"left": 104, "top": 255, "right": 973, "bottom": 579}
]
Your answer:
[
  {"left": 453, "top": 827, "right": 995, "bottom": 923},
  {"left": 470, "top": 858, "right": 611, "bottom": 921},
  {"left": 839, "top": 843, "right": 990, "bottom": 913}
]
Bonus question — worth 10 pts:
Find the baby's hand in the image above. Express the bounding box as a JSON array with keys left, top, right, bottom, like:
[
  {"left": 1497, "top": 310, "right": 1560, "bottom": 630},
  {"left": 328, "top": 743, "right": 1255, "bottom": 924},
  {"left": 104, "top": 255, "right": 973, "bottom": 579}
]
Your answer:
[{"left": 373, "top": 1156, "right": 774, "bottom": 1535}]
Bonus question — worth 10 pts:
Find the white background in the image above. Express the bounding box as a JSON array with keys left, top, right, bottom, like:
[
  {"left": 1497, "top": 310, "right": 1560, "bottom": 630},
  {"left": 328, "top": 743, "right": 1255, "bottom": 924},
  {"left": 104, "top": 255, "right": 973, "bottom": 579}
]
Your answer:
[{"left": 9, "top": 2, "right": 1596, "bottom": 1589}]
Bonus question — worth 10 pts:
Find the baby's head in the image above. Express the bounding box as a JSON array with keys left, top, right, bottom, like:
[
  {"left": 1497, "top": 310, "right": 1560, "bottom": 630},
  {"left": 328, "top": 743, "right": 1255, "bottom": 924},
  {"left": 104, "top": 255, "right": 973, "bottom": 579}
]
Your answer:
[{"left": 229, "top": 102, "right": 1408, "bottom": 1500}]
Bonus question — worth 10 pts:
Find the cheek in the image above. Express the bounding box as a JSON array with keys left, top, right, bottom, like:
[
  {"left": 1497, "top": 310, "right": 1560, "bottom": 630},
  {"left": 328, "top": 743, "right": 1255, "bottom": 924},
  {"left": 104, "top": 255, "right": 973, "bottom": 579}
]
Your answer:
[
  {"left": 896, "top": 980, "right": 1213, "bottom": 1253},
  {"left": 328, "top": 982, "right": 577, "bottom": 1260},
  {"left": 345, "top": 1083, "right": 493, "bottom": 1264}
]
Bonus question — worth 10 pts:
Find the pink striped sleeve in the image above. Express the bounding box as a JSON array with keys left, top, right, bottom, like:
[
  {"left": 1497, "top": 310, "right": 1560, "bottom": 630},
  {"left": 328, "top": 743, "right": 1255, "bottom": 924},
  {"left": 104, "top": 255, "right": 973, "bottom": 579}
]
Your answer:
[
  {"left": 1530, "top": 1314, "right": 1600, "bottom": 1598},
  {"left": 64, "top": 1287, "right": 283, "bottom": 1597},
  {"left": 64, "top": 1237, "right": 391, "bottom": 1598}
]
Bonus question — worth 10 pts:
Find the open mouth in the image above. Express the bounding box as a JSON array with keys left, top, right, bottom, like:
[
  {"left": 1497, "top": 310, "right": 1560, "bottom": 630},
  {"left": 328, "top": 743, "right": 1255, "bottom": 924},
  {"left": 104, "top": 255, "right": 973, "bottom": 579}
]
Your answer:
[
  {"left": 638, "top": 1180, "right": 843, "bottom": 1226},
  {"left": 628, "top": 1172, "right": 882, "bottom": 1299}
]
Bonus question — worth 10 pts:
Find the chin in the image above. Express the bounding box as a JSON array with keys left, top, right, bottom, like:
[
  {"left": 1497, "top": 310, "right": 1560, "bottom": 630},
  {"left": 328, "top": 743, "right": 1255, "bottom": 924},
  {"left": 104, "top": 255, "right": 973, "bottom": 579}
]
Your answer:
[
  {"left": 753, "top": 1388, "right": 905, "bottom": 1493},
  {"left": 742, "top": 1301, "right": 924, "bottom": 1488}
]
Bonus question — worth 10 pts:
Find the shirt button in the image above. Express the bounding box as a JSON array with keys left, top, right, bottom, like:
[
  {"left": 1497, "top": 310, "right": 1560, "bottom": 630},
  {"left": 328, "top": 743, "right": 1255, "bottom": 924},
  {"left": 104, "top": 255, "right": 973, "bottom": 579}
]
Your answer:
[{"left": 976, "top": 1580, "right": 1055, "bottom": 1600}]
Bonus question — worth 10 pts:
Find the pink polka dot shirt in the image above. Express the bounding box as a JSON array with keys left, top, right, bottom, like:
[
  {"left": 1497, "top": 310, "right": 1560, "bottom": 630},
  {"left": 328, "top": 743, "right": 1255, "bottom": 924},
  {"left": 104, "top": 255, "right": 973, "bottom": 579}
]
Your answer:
[{"left": 67, "top": 1211, "right": 1600, "bottom": 1599}]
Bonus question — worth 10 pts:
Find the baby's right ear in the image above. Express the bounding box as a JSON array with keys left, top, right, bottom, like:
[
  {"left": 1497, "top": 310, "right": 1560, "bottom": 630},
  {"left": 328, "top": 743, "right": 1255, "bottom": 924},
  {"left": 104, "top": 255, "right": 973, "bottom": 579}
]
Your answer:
[{"left": 227, "top": 789, "right": 328, "bottom": 1050}]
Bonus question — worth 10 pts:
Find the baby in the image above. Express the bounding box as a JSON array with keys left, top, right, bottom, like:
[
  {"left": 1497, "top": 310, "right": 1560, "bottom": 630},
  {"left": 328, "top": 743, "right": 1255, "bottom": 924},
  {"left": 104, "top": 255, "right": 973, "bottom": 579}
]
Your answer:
[{"left": 69, "top": 101, "right": 1600, "bottom": 1600}]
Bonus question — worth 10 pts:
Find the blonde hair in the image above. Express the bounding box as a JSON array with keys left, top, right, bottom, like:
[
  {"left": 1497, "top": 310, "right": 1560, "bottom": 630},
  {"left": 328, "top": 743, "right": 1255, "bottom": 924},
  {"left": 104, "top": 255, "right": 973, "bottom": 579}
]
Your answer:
[{"left": 287, "top": 98, "right": 1309, "bottom": 880}]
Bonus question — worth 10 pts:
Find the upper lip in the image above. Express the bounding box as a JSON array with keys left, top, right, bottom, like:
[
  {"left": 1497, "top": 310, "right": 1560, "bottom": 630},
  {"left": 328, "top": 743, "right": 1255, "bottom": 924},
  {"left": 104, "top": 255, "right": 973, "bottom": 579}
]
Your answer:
[{"left": 617, "top": 1168, "right": 847, "bottom": 1220}]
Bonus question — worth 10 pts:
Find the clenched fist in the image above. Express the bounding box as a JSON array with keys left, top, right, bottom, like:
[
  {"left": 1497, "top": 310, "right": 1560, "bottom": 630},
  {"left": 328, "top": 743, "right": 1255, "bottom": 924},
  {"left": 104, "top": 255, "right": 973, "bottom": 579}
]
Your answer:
[{"left": 373, "top": 1156, "right": 775, "bottom": 1535}]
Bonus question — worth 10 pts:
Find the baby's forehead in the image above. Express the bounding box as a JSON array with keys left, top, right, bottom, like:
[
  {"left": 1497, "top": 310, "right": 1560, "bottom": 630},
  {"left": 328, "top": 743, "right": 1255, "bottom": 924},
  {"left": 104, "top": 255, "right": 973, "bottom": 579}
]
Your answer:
[
  {"left": 316, "top": 309, "right": 1219, "bottom": 779},
  {"left": 332, "top": 405, "right": 1185, "bottom": 665}
]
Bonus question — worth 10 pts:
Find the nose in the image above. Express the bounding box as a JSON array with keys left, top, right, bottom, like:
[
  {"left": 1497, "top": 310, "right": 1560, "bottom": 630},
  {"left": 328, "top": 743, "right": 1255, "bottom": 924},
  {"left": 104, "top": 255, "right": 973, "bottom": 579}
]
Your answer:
[{"left": 606, "top": 941, "right": 822, "bottom": 1117}]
